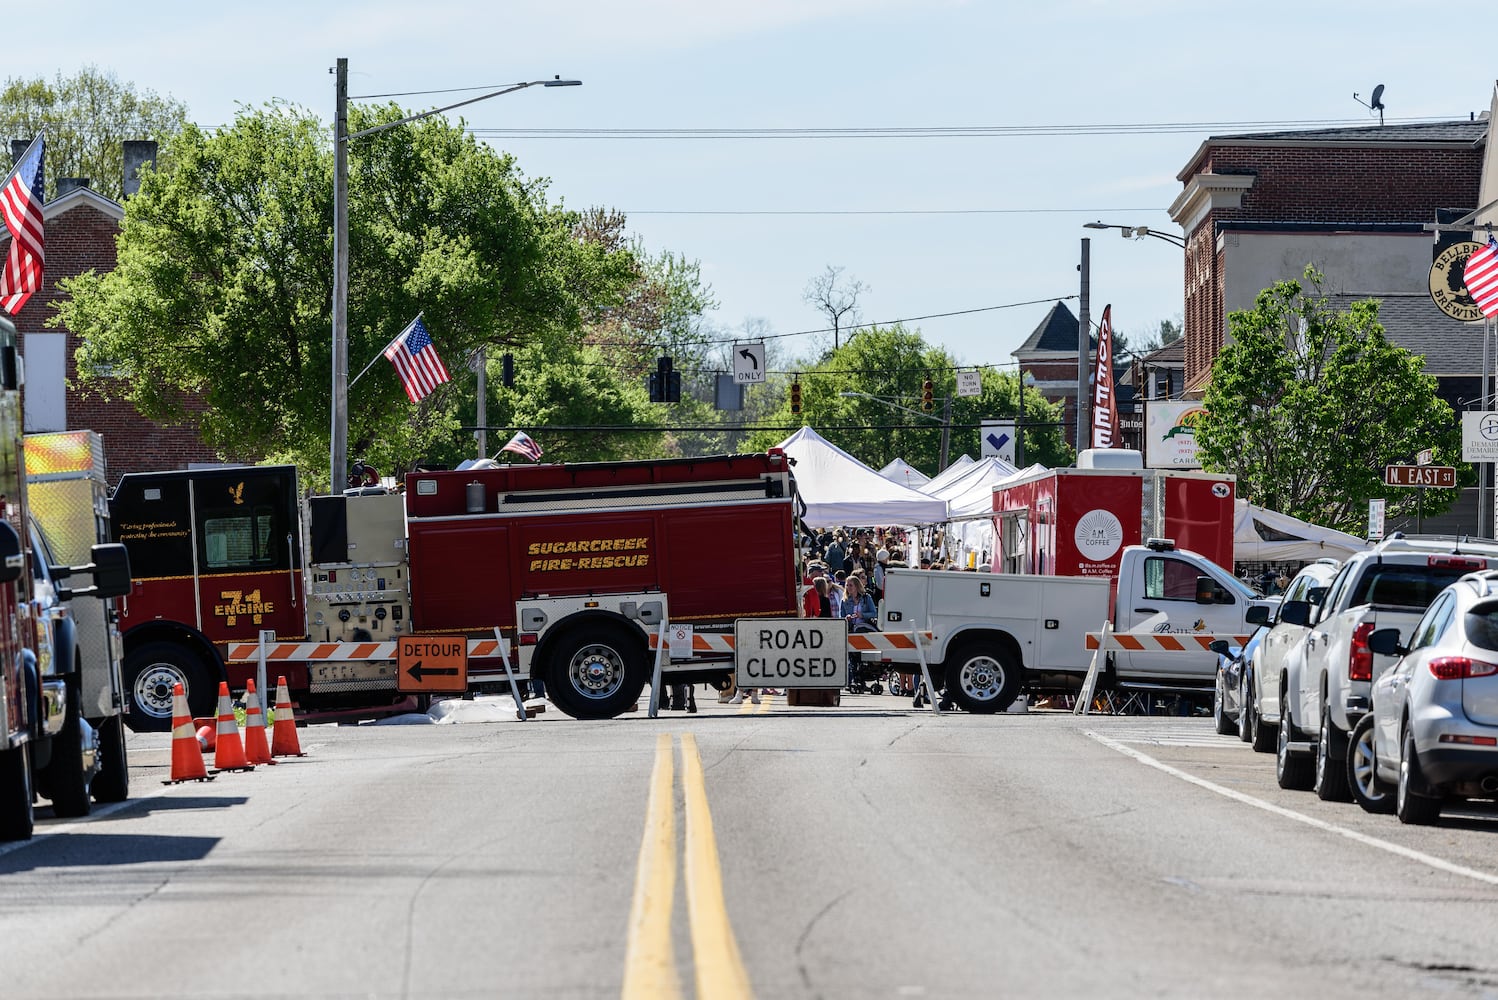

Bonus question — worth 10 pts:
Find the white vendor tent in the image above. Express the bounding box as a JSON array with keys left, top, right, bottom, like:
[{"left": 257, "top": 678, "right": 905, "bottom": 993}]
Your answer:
[
  {"left": 1234, "top": 500, "right": 1368, "bottom": 564},
  {"left": 916, "top": 454, "right": 976, "bottom": 495},
  {"left": 778, "top": 427, "right": 950, "bottom": 526},
  {"left": 878, "top": 457, "right": 930, "bottom": 488},
  {"left": 924, "top": 456, "right": 1021, "bottom": 506},
  {"left": 943, "top": 462, "right": 1048, "bottom": 567}
]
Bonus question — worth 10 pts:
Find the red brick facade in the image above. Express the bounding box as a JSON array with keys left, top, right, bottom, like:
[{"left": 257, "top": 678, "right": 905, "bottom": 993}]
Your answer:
[
  {"left": 3, "top": 192, "right": 225, "bottom": 484},
  {"left": 1176, "top": 140, "right": 1484, "bottom": 385}
]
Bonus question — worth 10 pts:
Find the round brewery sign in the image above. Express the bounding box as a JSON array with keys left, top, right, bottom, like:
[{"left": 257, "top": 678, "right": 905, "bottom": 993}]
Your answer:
[{"left": 1429, "top": 241, "right": 1486, "bottom": 322}]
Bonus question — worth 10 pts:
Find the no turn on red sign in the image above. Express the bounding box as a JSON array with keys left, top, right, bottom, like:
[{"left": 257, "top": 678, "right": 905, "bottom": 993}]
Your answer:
[{"left": 733, "top": 618, "right": 847, "bottom": 688}]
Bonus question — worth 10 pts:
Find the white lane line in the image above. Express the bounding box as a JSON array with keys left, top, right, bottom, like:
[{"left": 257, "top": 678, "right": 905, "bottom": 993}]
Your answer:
[{"left": 1085, "top": 729, "right": 1498, "bottom": 889}]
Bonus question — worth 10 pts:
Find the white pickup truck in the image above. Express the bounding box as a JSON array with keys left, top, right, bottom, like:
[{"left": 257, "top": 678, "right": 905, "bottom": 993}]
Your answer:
[
  {"left": 877, "top": 539, "right": 1276, "bottom": 712},
  {"left": 1277, "top": 534, "right": 1498, "bottom": 799}
]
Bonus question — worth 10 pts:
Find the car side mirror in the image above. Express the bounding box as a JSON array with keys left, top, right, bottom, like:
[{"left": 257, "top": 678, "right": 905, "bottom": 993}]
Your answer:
[
  {"left": 1307, "top": 586, "right": 1328, "bottom": 606},
  {"left": 62, "top": 543, "right": 132, "bottom": 600},
  {"left": 1246, "top": 604, "right": 1270, "bottom": 625},
  {"left": 1278, "top": 600, "right": 1312, "bottom": 627},
  {"left": 1209, "top": 639, "right": 1231, "bottom": 656},
  {"left": 1367, "top": 627, "right": 1406, "bottom": 657}
]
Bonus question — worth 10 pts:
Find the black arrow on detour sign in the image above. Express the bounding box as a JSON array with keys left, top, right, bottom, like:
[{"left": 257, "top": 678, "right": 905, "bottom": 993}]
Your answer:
[
  {"left": 738, "top": 348, "right": 759, "bottom": 371},
  {"left": 407, "top": 660, "right": 459, "bottom": 682}
]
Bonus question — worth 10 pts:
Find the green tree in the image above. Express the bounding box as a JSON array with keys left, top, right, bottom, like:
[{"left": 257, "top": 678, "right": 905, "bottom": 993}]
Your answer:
[
  {"left": 745, "top": 325, "right": 1071, "bottom": 473},
  {"left": 0, "top": 66, "right": 187, "bottom": 200},
  {"left": 1196, "top": 268, "right": 1461, "bottom": 532},
  {"left": 57, "top": 102, "right": 638, "bottom": 489}
]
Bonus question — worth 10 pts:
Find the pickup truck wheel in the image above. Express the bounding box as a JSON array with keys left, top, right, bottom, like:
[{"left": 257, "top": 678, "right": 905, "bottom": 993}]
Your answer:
[
  {"left": 1276, "top": 704, "right": 1313, "bottom": 790},
  {"left": 91, "top": 714, "right": 129, "bottom": 804},
  {"left": 0, "top": 741, "right": 34, "bottom": 841},
  {"left": 545, "top": 625, "right": 647, "bottom": 720},
  {"left": 1251, "top": 705, "right": 1277, "bottom": 753},
  {"left": 1314, "top": 706, "right": 1351, "bottom": 802},
  {"left": 124, "top": 643, "right": 215, "bottom": 733},
  {"left": 1347, "top": 714, "right": 1393, "bottom": 814},
  {"left": 1212, "top": 672, "right": 1235, "bottom": 735},
  {"left": 1396, "top": 726, "right": 1442, "bottom": 825},
  {"left": 43, "top": 673, "right": 94, "bottom": 818},
  {"left": 943, "top": 641, "right": 1021, "bottom": 714}
]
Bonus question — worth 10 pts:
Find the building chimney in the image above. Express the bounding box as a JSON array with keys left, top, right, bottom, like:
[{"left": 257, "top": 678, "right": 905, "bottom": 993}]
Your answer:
[
  {"left": 122, "top": 140, "right": 157, "bottom": 198},
  {"left": 55, "top": 177, "right": 91, "bottom": 198}
]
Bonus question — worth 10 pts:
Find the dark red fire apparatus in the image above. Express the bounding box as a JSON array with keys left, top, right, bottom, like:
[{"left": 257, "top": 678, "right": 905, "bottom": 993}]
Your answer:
[{"left": 110, "top": 451, "right": 801, "bottom": 726}]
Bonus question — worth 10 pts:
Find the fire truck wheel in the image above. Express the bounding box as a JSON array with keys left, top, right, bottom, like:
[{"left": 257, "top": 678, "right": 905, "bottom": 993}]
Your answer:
[
  {"left": 0, "top": 741, "right": 34, "bottom": 841},
  {"left": 546, "top": 626, "right": 647, "bottom": 720},
  {"left": 124, "top": 642, "right": 216, "bottom": 733},
  {"left": 943, "top": 640, "right": 1021, "bottom": 714},
  {"left": 91, "top": 714, "right": 130, "bottom": 804},
  {"left": 43, "top": 674, "right": 93, "bottom": 818}
]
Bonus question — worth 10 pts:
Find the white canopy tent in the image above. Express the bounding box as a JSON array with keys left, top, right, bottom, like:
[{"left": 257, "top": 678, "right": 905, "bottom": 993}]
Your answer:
[
  {"left": 943, "top": 462, "right": 1049, "bottom": 567},
  {"left": 917, "top": 454, "right": 976, "bottom": 496},
  {"left": 878, "top": 457, "right": 930, "bottom": 488},
  {"left": 777, "top": 427, "right": 950, "bottom": 526},
  {"left": 923, "top": 456, "right": 1020, "bottom": 505},
  {"left": 1234, "top": 500, "right": 1368, "bottom": 564}
]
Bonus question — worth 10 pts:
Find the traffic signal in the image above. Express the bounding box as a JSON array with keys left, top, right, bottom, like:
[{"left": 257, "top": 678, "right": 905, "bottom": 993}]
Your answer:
[
  {"left": 649, "top": 356, "right": 680, "bottom": 404},
  {"left": 922, "top": 378, "right": 934, "bottom": 412},
  {"left": 790, "top": 380, "right": 802, "bottom": 415},
  {"left": 501, "top": 352, "right": 514, "bottom": 388}
]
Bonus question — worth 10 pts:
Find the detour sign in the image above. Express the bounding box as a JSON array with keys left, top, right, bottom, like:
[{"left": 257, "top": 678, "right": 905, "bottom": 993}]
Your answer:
[
  {"left": 733, "top": 619, "right": 847, "bottom": 688},
  {"left": 397, "top": 635, "right": 468, "bottom": 694}
]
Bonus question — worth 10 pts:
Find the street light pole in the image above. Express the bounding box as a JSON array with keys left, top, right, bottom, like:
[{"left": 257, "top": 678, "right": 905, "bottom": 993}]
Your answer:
[
  {"left": 329, "top": 61, "right": 580, "bottom": 488},
  {"left": 1077, "top": 238, "right": 1090, "bottom": 452},
  {"left": 939, "top": 395, "right": 951, "bottom": 472}
]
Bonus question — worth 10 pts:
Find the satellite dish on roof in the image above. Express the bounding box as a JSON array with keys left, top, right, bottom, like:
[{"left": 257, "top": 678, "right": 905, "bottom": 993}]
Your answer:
[{"left": 1353, "top": 84, "right": 1386, "bottom": 125}]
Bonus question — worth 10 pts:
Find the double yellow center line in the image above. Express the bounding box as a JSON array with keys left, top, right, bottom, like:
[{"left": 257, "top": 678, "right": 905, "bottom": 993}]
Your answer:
[{"left": 622, "top": 733, "right": 753, "bottom": 1000}]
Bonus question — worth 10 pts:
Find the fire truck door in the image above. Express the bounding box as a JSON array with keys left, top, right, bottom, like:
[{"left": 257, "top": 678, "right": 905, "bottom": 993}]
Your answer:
[{"left": 192, "top": 471, "right": 303, "bottom": 643}]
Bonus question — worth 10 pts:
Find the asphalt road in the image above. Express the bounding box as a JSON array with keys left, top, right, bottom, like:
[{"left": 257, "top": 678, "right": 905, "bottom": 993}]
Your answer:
[{"left": 2, "top": 694, "right": 1498, "bottom": 999}]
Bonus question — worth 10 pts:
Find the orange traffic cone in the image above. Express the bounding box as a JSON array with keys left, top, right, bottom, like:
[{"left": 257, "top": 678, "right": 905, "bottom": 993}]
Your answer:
[
  {"left": 270, "top": 675, "right": 305, "bottom": 758},
  {"left": 213, "top": 682, "right": 254, "bottom": 772},
  {"left": 194, "top": 717, "right": 216, "bottom": 752},
  {"left": 242, "top": 679, "right": 275, "bottom": 766},
  {"left": 164, "top": 683, "right": 211, "bottom": 784}
]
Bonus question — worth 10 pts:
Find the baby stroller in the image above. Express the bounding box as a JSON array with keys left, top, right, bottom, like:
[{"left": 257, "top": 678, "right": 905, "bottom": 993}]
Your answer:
[{"left": 846, "top": 651, "right": 886, "bottom": 695}]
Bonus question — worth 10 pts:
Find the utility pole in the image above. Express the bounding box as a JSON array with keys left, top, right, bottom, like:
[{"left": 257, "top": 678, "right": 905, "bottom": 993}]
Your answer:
[
  {"left": 475, "top": 346, "right": 487, "bottom": 460},
  {"left": 1077, "top": 238, "right": 1091, "bottom": 453},
  {"left": 939, "top": 395, "right": 952, "bottom": 472},
  {"left": 330, "top": 58, "right": 349, "bottom": 490}
]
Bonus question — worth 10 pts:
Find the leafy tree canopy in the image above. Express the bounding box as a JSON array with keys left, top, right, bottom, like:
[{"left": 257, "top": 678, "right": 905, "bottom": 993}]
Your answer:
[
  {"left": 0, "top": 66, "right": 187, "bottom": 200},
  {"left": 57, "top": 102, "right": 640, "bottom": 489},
  {"left": 744, "top": 325, "right": 1072, "bottom": 473},
  {"left": 1195, "top": 267, "right": 1461, "bottom": 533}
]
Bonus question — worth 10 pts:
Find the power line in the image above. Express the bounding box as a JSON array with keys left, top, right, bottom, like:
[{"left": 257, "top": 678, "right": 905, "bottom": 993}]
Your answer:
[{"left": 623, "top": 207, "right": 1163, "bottom": 217}]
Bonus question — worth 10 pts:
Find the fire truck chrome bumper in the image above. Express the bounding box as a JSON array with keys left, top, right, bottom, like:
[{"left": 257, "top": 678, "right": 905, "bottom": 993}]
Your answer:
[{"left": 40, "top": 678, "right": 66, "bottom": 736}]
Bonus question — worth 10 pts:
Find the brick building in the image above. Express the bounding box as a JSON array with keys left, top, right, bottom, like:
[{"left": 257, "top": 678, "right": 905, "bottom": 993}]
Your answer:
[
  {"left": 1167, "top": 118, "right": 1488, "bottom": 390},
  {"left": 1011, "top": 300, "right": 1136, "bottom": 449},
  {"left": 1165, "top": 113, "right": 1493, "bottom": 533},
  {"left": 2, "top": 155, "right": 224, "bottom": 485}
]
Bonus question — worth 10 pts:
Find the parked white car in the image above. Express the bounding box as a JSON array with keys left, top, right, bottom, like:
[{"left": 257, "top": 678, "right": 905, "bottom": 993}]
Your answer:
[{"left": 1241, "top": 559, "right": 1340, "bottom": 752}]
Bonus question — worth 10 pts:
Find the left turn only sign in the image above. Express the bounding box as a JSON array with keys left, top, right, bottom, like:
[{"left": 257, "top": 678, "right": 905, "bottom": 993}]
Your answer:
[{"left": 398, "top": 635, "right": 468, "bottom": 694}]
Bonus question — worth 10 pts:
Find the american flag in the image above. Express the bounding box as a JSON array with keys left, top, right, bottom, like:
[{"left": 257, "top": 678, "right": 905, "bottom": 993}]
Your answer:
[
  {"left": 501, "top": 430, "right": 543, "bottom": 462},
  {"left": 0, "top": 135, "right": 45, "bottom": 316},
  {"left": 383, "top": 315, "right": 451, "bottom": 403},
  {"left": 1465, "top": 236, "right": 1498, "bottom": 319}
]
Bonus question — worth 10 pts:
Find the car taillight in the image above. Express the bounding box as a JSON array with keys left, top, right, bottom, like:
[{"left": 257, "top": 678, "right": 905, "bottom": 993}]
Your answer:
[
  {"left": 1427, "top": 656, "right": 1498, "bottom": 680},
  {"left": 1349, "top": 622, "right": 1375, "bottom": 681}
]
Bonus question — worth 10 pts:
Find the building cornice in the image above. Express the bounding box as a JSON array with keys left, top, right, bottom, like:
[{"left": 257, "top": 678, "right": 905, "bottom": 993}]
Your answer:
[{"left": 1169, "top": 173, "right": 1255, "bottom": 235}]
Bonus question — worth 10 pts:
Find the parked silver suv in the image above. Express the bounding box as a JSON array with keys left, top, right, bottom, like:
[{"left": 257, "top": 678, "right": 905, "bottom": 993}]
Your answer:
[{"left": 1364, "top": 570, "right": 1498, "bottom": 823}]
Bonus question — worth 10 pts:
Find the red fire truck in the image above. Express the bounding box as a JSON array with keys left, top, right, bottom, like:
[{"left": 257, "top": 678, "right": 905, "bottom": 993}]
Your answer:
[
  {"left": 0, "top": 318, "right": 133, "bottom": 841},
  {"left": 109, "top": 451, "right": 801, "bottom": 727},
  {"left": 991, "top": 453, "right": 1236, "bottom": 581}
]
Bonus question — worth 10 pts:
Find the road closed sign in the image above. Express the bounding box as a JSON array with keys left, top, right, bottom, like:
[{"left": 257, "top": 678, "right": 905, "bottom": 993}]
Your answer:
[{"left": 734, "top": 618, "right": 847, "bottom": 688}]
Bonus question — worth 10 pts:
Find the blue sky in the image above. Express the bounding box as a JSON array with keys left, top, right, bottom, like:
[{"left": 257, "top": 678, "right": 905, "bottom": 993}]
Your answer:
[{"left": 17, "top": 2, "right": 1498, "bottom": 371}]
